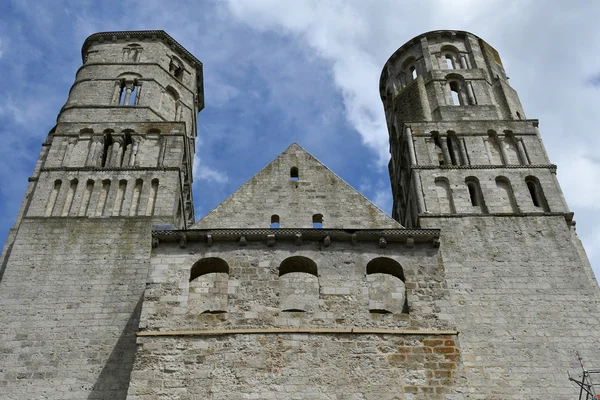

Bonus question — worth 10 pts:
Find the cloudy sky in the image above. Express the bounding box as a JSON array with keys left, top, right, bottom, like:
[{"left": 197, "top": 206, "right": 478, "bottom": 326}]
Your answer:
[{"left": 0, "top": 0, "right": 598, "bottom": 279}]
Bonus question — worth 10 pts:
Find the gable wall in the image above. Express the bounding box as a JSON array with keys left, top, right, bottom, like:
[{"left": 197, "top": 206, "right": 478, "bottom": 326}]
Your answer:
[{"left": 195, "top": 145, "right": 400, "bottom": 229}]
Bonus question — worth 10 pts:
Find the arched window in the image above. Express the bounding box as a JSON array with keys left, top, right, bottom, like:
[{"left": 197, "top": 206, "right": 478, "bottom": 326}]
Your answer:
[
  {"left": 278, "top": 256, "right": 319, "bottom": 312},
  {"left": 440, "top": 45, "right": 461, "bottom": 70},
  {"left": 449, "top": 81, "right": 462, "bottom": 106},
  {"left": 410, "top": 66, "right": 417, "bottom": 80},
  {"left": 95, "top": 180, "right": 111, "bottom": 217},
  {"left": 525, "top": 176, "right": 550, "bottom": 212},
  {"left": 435, "top": 177, "right": 455, "bottom": 213},
  {"left": 401, "top": 57, "right": 418, "bottom": 83},
  {"left": 146, "top": 179, "right": 159, "bottom": 216},
  {"left": 123, "top": 43, "right": 142, "bottom": 62},
  {"left": 465, "top": 176, "right": 488, "bottom": 213},
  {"left": 45, "top": 179, "right": 62, "bottom": 217},
  {"left": 271, "top": 214, "right": 280, "bottom": 228},
  {"left": 100, "top": 130, "right": 113, "bottom": 167},
  {"left": 61, "top": 179, "right": 78, "bottom": 217},
  {"left": 290, "top": 167, "right": 299, "bottom": 181},
  {"left": 495, "top": 176, "right": 519, "bottom": 213},
  {"left": 432, "top": 132, "right": 445, "bottom": 165},
  {"left": 312, "top": 214, "right": 323, "bottom": 228},
  {"left": 78, "top": 179, "right": 94, "bottom": 217},
  {"left": 117, "top": 79, "right": 141, "bottom": 106},
  {"left": 169, "top": 56, "right": 184, "bottom": 80},
  {"left": 189, "top": 258, "right": 230, "bottom": 314},
  {"left": 366, "top": 257, "right": 407, "bottom": 314},
  {"left": 162, "top": 86, "right": 180, "bottom": 120}
]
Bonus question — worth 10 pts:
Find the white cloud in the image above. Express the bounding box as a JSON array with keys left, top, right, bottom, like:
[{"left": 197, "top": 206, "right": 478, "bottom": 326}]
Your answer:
[{"left": 193, "top": 155, "right": 229, "bottom": 184}]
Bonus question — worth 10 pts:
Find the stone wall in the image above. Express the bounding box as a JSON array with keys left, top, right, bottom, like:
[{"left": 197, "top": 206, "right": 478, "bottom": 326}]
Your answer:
[
  {"left": 126, "top": 237, "right": 468, "bottom": 399},
  {"left": 420, "top": 215, "right": 600, "bottom": 399},
  {"left": 0, "top": 218, "right": 151, "bottom": 399}
]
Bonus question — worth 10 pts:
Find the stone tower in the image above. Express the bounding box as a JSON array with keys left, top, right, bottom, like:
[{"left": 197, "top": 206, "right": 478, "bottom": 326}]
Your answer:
[
  {"left": 0, "top": 31, "right": 203, "bottom": 399},
  {"left": 380, "top": 30, "right": 600, "bottom": 397}
]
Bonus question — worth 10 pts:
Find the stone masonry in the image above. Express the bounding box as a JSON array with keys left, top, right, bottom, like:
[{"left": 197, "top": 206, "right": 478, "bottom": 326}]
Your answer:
[{"left": 0, "top": 29, "right": 599, "bottom": 400}]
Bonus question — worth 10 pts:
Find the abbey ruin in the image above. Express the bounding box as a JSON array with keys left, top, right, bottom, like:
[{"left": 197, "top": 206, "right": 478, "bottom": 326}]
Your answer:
[{"left": 0, "top": 29, "right": 598, "bottom": 399}]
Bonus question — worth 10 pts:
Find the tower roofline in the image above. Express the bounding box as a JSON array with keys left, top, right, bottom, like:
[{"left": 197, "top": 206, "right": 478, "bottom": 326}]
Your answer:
[
  {"left": 82, "top": 30, "right": 205, "bottom": 111},
  {"left": 379, "top": 29, "right": 488, "bottom": 97}
]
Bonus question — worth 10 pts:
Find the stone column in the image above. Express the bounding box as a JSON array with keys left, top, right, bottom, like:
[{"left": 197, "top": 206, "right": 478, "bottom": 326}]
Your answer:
[
  {"left": 498, "top": 136, "right": 510, "bottom": 165},
  {"left": 439, "top": 138, "right": 451, "bottom": 165},
  {"left": 457, "top": 137, "right": 469, "bottom": 165},
  {"left": 460, "top": 55, "right": 468, "bottom": 69},
  {"left": 111, "top": 136, "right": 124, "bottom": 167},
  {"left": 124, "top": 84, "right": 133, "bottom": 105},
  {"left": 516, "top": 138, "right": 529, "bottom": 165},
  {"left": 483, "top": 138, "right": 493, "bottom": 164},
  {"left": 85, "top": 140, "right": 97, "bottom": 167},
  {"left": 129, "top": 137, "right": 141, "bottom": 166},
  {"left": 466, "top": 82, "right": 477, "bottom": 105},
  {"left": 405, "top": 126, "right": 417, "bottom": 166}
]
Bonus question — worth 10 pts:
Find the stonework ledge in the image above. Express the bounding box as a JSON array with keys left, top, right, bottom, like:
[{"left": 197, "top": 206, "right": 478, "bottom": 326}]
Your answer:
[
  {"left": 151, "top": 228, "right": 440, "bottom": 248},
  {"left": 413, "top": 164, "right": 557, "bottom": 170},
  {"left": 137, "top": 327, "right": 459, "bottom": 337}
]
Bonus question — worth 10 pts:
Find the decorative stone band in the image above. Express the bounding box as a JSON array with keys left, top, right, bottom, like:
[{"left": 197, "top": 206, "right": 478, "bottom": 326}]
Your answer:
[
  {"left": 419, "top": 211, "right": 575, "bottom": 223},
  {"left": 137, "top": 328, "right": 459, "bottom": 337},
  {"left": 40, "top": 166, "right": 181, "bottom": 172},
  {"left": 151, "top": 228, "right": 441, "bottom": 249},
  {"left": 413, "top": 164, "right": 557, "bottom": 170}
]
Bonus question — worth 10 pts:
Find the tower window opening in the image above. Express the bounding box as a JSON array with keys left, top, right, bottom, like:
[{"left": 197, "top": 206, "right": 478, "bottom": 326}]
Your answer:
[
  {"left": 467, "top": 182, "right": 479, "bottom": 206},
  {"left": 169, "top": 56, "right": 184, "bottom": 80},
  {"left": 271, "top": 214, "right": 280, "bottom": 228},
  {"left": 119, "top": 82, "right": 127, "bottom": 105},
  {"left": 445, "top": 55, "right": 455, "bottom": 69},
  {"left": 410, "top": 66, "right": 417, "bottom": 80},
  {"left": 101, "top": 133, "right": 113, "bottom": 167},
  {"left": 129, "top": 85, "right": 139, "bottom": 105},
  {"left": 447, "top": 136, "right": 458, "bottom": 165},
  {"left": 525, "top": 176, "right": 549, "bottom": 211},
  {"left": 449, "top": 81, "right": 462, "bottom": 105},
  {"left": 312, "top": 214, "right": 323, "bottom": 228},
  {"left": 433, "top": 135, "right": 445, "bottom": 166},
  {"left": 290, "top": 167, "right": 299, "bottom": 181},
  {"left": 527, "top": 181, "right": 539, "bottom": 206}
]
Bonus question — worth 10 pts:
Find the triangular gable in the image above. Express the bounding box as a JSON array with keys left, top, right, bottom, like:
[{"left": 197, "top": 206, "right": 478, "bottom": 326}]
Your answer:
[{"left": 192, "top": 143, "right": 402, "bottom": 229}]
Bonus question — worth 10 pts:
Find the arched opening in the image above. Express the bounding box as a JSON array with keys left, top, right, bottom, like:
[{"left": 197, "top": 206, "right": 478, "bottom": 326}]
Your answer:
[
  {"left": 495, "top": 176, "right": 519, "bottom": 213},
  {"left": 279, "top": 256, "right": 319, "bottom": 312},
  {"left": 101, "top": 131, "right": 113, "bottom": 167},
  {"left": 432, "top": 132, "right": 445, "bottom": 165},
  {"left": 163, "top": 86, "right": 180, "bottom": 120},
  {"left": 169, "top": 56, "right": 184, "bottom": 80},
  {"left": 366, "top": 257, "right": 407, "bottom": 314},
  {"left": 435, "top": 177, "right": 455, "bottom": 213},
  {"left": 449, "top": 81, "right": 462, "bottom": 105},
  {"left": 45, "top": 180, "right": 62, "bottom": 217},
  {"left": 410, "top": 66, "right": 417, "bottom": 80},
  {"left": 465, "top": 176, "right": 488, "bottom": 213},
  {"left": 445, "top": 54, "right": 455, "bottom": 69},
  {"left": 189, "top": 257, "right": 230, "bottom": 314},
  {"left": 61, "top": 179, "right": 78, "bottom": 217},
  {"left": 271, "top": 214, "right": 280, "bottom": 228},
  {"left": 312, "top": 214, "right": 323, "bottom": 228},
  {"left": 290, "top": 167, "right": 299, "bottom": 181},
  {"left": 525, "top": 176, "right": 550, "bottom": 212},
  {"left": 146, "top": 179, "right": 159, "bottom": 216}
]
